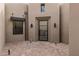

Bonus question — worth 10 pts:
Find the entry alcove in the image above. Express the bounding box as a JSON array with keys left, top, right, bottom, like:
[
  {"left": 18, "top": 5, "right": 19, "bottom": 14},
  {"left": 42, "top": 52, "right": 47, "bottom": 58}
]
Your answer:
[{"left": 35, "top": 16, "right": 51, "bottom": 41}]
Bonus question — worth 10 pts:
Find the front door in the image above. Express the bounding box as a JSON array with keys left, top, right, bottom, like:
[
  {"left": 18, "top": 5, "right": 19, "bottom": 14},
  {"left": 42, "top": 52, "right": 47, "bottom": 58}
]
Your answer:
[{"left": 38, "top": 20, "right": 48, "bottom": 41}]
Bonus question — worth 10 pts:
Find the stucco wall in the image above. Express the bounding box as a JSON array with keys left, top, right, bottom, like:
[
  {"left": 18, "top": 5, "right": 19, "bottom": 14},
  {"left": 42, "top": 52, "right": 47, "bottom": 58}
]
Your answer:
[
  {"left": 5, "top": 3, "right": 69, "bottom": 44},
  {"left": 61, "top": 4, "right": 69, "bottom": 44},
  {"left": 70, "top": 3, "right": 79, "bottom": 56},
  {"left": 0, "top": 3, "right": 5, "bottom": 52},
  {"left": 28, "top": 3, "right": 59, "bottom": 42},
  {"left": 5, "top": 3, "right": 27, "bottom": 42}
]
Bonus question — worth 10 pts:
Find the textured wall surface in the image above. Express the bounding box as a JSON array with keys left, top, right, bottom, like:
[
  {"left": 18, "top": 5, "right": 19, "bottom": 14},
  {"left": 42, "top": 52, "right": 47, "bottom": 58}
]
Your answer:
[
  {"left": 70, "top": 3, "right": 79, "bottom": 56},
  {"left": 61, "top": 4, "right": 69, "bottom": 44},
  {"left": 5, "top": 3, "right": 69, "bottom": 44},
  {"left": 28, "top": 3, "right": 59, "bottom": 42},
  {"left": 0, "top": 3, "right": 5, "bottom": 52},
  {"left": 5, "top": 3, "right": 27, "bottom": 42}
]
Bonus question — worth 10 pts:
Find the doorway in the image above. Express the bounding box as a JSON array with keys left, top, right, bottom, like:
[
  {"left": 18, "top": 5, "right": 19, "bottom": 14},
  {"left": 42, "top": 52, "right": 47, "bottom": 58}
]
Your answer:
[{"left": 38, "top": 20, "right": 48, "bottom": 41}]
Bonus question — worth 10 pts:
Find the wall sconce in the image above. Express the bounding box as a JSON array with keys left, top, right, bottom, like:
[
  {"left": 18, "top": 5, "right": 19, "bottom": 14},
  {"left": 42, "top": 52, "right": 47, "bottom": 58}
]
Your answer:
[
  {"left": 54, "top": 23, "right": 56, "bottom": 28},
  {"left": 30, "top": 23, "right": 33, "bottom": 28}
]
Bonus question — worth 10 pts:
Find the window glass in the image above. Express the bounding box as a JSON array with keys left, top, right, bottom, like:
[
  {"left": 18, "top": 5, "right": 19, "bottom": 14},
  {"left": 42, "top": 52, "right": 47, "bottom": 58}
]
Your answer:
[
  {"left": 39, "top": 20, "right": 48, "bottom": 41},
  {"left": 41, "top": 3, "right": 45, "bottom": 13},
  {"left": 13, "top": 21, "right": 23, "bottom": 34}
]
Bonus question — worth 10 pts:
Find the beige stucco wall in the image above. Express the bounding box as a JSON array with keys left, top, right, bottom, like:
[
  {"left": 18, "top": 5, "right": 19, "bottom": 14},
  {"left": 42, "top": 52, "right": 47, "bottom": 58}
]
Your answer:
[
  {"left": 0, "top": 3, "right": 5, "bottom": 52},
  {"left": 5, "top": 3, "right": 69, "bottom": 44},
  {"left": 5, "top": 3, "right": 27, "bottom": 42},
  {"left": 28, "top": 3, "right": 59, "bottom": 42},
  {"left": 61, "top": 4, "right": 69, "bottom": 44},
  {"left": 70, "top": 3, "right": 79, "bottom": 56}
]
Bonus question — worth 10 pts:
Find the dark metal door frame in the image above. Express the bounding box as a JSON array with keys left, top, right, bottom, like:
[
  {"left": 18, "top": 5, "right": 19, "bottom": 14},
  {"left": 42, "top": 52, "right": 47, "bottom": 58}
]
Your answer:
[{"left": 38, "top": 20, "right": 48, "bottom": 41}]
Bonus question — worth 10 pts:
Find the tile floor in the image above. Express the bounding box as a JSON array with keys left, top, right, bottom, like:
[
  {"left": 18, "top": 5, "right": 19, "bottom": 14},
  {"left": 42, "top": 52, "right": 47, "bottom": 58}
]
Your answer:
[{"left": 0, "top": 41, "right": 69, "bottom": 56}]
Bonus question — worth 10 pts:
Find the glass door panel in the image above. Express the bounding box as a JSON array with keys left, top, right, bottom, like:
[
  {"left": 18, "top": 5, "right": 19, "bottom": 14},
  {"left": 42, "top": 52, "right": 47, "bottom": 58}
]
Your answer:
[{"left": 39, "top": 20, "right": 48, "bottom": 41}]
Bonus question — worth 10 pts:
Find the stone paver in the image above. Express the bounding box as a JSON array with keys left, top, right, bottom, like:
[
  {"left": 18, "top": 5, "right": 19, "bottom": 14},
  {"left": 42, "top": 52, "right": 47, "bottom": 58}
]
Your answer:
[{"left": 0, "top": 41, "right": 69, "bottom": 56}]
